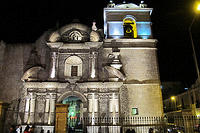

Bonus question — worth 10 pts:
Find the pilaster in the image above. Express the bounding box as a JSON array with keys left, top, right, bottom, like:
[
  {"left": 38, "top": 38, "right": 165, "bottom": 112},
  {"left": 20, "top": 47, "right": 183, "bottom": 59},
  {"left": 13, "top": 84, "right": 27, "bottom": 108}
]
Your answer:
[
  {"left": 89, "top": 51, "right": 98, "bottom": 80},
  {"left": 49, "top": 52, "right": 58, "bottom": 80}
]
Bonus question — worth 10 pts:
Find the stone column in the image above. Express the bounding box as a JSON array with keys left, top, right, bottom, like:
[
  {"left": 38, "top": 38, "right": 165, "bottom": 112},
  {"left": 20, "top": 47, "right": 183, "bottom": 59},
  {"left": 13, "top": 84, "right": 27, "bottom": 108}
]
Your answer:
[
  {"left": 24, "top": 96, "right": 30, "bottom": 124},
  {"left": 29, "top": 93, "right": 36, "bottom": 124},
  {"left": 107, "top": 93, "right": 121, "bottom": 133},
  {"left": 109, "top": 93, "right": 119, "bottom": 124},
  {"left": 48, "top": 94, "right": 56, "bottom": 125},
  {"left": 87, "top": 93, "right": 99, "bottom": 133},
  {"left": 44, "top": 95, "right": 50, "bottom": 124},
  {"left": 49, "top": 52, "right": 58, "bottom": 79},
  {"left": 88, "top": 93, "right": 98, "bottom": 125},
  {"left": 89, "top": 52, "right": 98, "bottom": 80},
  {"left": 91, "top": 93, "right": 95, "bottom": 125}
]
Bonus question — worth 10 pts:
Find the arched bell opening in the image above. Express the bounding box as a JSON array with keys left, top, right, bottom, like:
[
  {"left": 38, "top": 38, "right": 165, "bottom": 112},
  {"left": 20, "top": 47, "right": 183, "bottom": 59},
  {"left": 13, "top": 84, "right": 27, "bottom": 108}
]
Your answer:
[{"left": 123, "top": 16, "right": 137, "bottom": 38}]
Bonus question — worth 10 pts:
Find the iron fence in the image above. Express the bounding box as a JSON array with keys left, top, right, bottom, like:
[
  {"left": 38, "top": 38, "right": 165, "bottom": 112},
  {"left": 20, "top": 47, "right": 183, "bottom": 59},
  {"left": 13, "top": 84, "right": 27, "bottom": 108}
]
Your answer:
[
  {"left": 63, "top": 116, "right": 200, "bottom": 133},
  {"left": 2, "top": 110, "right": 200, "bottom": 133}
]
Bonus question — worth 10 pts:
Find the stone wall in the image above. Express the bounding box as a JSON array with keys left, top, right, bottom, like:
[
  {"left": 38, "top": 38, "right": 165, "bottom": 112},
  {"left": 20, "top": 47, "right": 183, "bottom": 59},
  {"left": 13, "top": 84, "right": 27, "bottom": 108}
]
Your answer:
[
  {"left": 125, "top": 84, "right": 163, "bottom": 117},
  {"left": 120, "top": 48, "right": 159, "bottom": 82},
  {"left": 102, "top": 39, "right": 163, "bottom": 117},
  {"left": 0, "top": 43, "right": 32, "bottom": 103},
  {"left": 0, "top": 41, "right": 6, "bottom": 71}
]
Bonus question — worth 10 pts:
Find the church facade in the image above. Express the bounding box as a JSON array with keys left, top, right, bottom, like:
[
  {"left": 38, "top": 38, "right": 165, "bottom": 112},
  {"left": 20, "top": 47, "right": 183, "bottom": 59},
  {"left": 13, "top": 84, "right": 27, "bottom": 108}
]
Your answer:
[{"left": 0, "top": 2, "right": 163, "bottom": 132}]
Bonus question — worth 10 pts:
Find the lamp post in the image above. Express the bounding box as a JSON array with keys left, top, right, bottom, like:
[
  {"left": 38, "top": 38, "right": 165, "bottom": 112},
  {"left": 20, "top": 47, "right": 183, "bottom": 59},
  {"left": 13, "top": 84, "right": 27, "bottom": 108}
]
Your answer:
[
  {"left": 189, "top": 1, "right": 200, "bottom": 78},
  {"left": 171, "top": 96, "right": 176, "bottom": 111}
]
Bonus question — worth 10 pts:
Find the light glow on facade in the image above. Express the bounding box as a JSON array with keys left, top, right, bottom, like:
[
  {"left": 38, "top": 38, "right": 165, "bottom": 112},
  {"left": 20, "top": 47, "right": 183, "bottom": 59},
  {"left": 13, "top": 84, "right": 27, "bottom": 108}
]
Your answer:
[
  {"left": 137, "top": 22, "right": 151, "bottom": 39},
  {"left": 107, "top": 21, "right": 151, "bottom": 39}
]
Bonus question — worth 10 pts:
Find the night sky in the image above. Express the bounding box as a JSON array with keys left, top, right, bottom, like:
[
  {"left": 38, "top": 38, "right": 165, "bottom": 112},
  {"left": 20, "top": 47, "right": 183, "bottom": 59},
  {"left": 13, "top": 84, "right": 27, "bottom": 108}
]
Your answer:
[{"left": 0, "top": 0, "right": 200, "bottom": 86}]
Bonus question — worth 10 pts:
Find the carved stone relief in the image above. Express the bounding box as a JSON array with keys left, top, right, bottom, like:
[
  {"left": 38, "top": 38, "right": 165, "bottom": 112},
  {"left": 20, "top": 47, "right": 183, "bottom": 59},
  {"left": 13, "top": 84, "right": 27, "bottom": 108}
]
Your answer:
[
  {"left": 119, "top": 85, "right": 129, "bottom": 116},
  {"left": 98, "top": 93, "right": 109, "bottom": 117},
  {"left": 35, "top": 95, "right": 46, "bottom": 123}
]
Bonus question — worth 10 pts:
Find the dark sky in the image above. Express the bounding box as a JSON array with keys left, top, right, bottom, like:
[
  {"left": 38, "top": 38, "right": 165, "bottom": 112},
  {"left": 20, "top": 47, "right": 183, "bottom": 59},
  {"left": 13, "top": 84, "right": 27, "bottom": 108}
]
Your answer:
[{"left": 0, "top": 0, "right": 199, "bottom": 86}]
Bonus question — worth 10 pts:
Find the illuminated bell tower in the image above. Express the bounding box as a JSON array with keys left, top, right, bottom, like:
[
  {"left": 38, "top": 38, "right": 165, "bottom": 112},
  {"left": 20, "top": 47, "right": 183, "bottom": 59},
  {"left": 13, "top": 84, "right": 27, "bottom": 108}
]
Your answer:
[
  {"left": 103, "top": 1, "right": 163, "bottom": 117},
  {"left": 123, "top": 17, "right": 137, "bottom": 38}
]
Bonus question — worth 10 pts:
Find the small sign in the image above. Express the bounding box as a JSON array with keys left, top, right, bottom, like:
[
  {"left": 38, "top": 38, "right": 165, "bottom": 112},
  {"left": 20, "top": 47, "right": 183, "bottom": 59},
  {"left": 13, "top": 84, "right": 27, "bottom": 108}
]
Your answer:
[{"left": 132, "top": 108, "right": 138, "bottom": 115}]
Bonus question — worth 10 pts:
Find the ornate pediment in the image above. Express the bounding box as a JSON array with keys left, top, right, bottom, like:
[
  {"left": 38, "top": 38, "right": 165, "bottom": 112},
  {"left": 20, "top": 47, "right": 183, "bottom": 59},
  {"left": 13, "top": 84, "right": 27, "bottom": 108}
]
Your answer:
[
  {"left": 49, "top": 23, "right": 90, "bottom": 43},
  {"left": 60, "top": 29, "right": 90, "bottom": 43},
  {"left": 48, "top": 23, "right": 102, "bottom": 43}
]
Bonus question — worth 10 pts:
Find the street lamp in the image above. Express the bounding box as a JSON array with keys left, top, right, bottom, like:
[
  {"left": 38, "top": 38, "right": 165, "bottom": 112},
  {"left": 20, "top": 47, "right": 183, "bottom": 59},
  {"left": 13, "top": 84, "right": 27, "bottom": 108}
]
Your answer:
[
  {"left": 170, "top": 96, "right": 175, "bottom": 101},
  {"left": 189, "top": 1, "right": 200, "bottom": 78},
  {"left": 197, "top": 4, "right": 200, "bottom": 11},
  {"left": 194, "top": 1, "right": 200, "bottom": 12},
  {"left": 170, "top": 96, "right": 176, "bottom": 111}
]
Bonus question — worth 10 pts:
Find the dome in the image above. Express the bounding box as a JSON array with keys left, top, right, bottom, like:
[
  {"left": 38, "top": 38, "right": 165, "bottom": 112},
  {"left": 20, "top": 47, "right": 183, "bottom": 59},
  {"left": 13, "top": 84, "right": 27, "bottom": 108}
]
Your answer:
[{"left": 115, "top": 3, "right": 140, "bottom": 9}]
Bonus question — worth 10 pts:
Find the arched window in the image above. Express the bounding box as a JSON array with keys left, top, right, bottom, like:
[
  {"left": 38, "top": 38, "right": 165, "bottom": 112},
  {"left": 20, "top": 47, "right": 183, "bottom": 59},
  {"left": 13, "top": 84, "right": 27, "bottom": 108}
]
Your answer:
[
  {"left": 64, "top": 56, "right": 83, "bottom": 77},
  {"left": 123, "top": 16, "right": 137, "bottom": 38}
]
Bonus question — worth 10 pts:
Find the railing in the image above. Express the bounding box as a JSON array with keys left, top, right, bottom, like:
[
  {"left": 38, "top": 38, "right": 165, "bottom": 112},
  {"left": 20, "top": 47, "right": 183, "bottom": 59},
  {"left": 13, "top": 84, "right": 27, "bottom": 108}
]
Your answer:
[
  {"left": 2, "top": 110, "right": 200, "bottom": 133},
  {"left": 65, "top": 116, "right": 200, "bottom": 133}
]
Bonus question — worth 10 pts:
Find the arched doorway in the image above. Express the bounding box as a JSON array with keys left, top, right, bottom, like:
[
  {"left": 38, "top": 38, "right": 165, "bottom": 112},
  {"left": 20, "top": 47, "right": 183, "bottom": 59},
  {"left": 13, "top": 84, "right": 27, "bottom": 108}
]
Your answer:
[
  {"left": 56, "top": 91, "right": 88, "bottom": 133},
  {"left": 62, "top": 96, "right": 83, "bottom": 132}
]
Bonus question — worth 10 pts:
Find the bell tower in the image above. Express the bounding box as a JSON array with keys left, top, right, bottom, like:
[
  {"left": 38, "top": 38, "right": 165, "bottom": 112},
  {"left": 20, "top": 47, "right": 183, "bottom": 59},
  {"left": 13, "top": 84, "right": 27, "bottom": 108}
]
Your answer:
[{"left": 103, "top": 1, "right": 163, "bottom": 117}]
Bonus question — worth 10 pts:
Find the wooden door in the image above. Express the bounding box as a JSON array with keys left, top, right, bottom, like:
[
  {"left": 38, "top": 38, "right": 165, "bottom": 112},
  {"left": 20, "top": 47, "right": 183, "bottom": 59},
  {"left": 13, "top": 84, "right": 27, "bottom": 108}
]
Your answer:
[{"left": 55, "top": 104, "right": 68, "bottom": 133}]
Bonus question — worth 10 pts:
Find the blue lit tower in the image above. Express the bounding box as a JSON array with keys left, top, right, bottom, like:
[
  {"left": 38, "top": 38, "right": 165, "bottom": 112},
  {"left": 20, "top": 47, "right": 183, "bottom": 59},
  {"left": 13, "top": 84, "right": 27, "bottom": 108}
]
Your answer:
[{"left": 103, "top": 1, "right": 163, "bottom": 117}]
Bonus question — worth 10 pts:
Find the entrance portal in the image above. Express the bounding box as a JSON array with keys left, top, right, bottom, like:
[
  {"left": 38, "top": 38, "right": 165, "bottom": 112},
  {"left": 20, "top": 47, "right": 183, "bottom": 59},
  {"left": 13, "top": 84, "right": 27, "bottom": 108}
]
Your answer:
[{"left": 62, "top": 96, "right": 83, "bottom": 131}]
